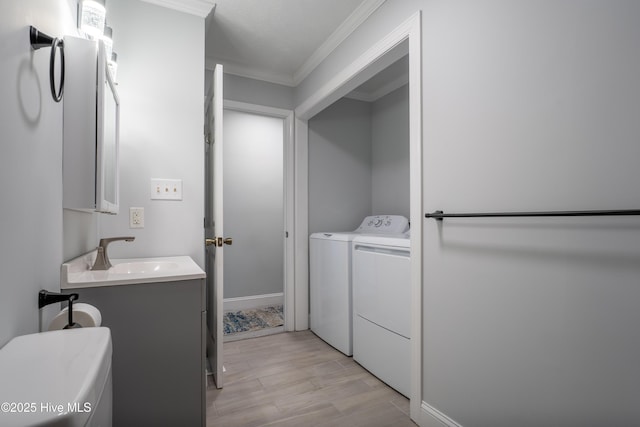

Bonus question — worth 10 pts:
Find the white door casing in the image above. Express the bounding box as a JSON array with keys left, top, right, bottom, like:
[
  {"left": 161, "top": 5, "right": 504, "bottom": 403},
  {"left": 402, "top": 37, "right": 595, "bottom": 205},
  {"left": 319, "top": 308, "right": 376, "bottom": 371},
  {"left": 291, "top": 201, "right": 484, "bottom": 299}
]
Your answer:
[
  {"left": 293, "top": 11, "right": 423, "bottom": 423},
  {"left": 223, "top": 100, "right": 295, "bottom": 331}
]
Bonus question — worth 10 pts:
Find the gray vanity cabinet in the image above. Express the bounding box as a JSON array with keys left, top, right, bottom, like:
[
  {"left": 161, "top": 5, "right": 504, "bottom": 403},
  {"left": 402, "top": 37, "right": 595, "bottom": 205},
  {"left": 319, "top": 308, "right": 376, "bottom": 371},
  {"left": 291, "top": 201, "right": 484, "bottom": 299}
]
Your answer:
[{"left": 65, "top": 279, "right": 206, "bottom": 427}]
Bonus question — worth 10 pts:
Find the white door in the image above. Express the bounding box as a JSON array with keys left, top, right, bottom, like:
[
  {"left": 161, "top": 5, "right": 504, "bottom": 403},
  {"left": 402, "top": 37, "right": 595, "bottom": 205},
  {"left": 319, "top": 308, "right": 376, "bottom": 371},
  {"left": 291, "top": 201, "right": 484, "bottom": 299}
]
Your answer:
[{"left": 205, "top": 64, "right": 228, "bottom": 389}]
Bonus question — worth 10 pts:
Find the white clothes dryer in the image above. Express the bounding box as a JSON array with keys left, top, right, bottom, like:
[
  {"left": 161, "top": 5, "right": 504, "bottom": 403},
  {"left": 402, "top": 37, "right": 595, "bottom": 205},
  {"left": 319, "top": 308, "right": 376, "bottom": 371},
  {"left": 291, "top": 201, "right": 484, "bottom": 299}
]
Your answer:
[
  {"left": 352, "top": 232, "right": 411, "bottom": 396},
  {"left": 309, "top": 215, "right": 409, "bottom": 355}
]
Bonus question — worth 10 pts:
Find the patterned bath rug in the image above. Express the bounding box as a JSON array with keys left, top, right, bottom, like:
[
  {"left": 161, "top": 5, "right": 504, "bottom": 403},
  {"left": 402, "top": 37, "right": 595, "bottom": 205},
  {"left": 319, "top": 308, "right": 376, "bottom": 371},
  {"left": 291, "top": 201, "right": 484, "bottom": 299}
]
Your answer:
[{"left": 223, "top": 305, "right": 284, "bottom": 335}]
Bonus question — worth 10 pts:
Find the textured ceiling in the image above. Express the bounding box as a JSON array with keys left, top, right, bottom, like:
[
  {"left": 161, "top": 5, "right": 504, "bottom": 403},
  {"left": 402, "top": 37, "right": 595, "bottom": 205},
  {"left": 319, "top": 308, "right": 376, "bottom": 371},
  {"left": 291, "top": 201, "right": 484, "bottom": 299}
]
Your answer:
[
  {"left": 142, "top": 0, "right": 402, "bottom": 97},
  {"left": 205, "top": 0, "right": 383, "bottom": 86},
  {"left": 139, "top": 0, "right": 216, "bottom": 17}
]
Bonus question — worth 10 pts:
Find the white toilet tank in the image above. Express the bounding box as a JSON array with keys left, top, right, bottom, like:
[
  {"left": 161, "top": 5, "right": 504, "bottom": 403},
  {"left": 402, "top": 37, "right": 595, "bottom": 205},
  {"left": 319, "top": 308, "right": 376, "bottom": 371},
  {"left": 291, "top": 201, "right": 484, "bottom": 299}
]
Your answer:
[{"left": 0, "top": 327, "right": 112, "bottom": 427}]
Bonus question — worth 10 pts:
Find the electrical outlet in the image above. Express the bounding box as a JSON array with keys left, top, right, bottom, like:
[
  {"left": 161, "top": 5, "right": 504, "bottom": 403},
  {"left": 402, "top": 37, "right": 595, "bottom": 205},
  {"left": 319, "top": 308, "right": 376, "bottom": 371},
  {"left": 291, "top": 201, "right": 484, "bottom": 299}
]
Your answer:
[
  {"left": 130, "top": 207, "right": 144, "bottom": 228},
  {"left": 150, "top": 179, "right": 182, "bottom": 200}
]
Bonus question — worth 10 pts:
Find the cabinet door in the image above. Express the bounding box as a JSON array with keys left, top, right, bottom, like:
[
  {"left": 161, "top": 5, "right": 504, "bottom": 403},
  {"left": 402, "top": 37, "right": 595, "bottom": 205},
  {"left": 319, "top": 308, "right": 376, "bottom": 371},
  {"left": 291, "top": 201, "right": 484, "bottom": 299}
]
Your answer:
[
  {"left": 63, "top": 36, "right": 98, "bottom": 211},
  {"left": 65, "top": 279, "right": 205, "bottom": 427},
  {"left": 63, "top": 37, "right": 119, "bottom": 214}
]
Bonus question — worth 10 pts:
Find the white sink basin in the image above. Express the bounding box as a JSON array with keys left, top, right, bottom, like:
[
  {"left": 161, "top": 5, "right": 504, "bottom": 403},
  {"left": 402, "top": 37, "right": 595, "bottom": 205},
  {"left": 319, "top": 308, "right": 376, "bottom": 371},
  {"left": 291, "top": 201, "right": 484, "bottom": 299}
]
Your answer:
[
  {"left": 0, "top": 328, "right": 112, "bottom": 427},
  {"left": 61, "top": 254, "right": 205, "bottom": 289},
  {"left": 110, "top": 260, "right": 181, "bottom": 274}
]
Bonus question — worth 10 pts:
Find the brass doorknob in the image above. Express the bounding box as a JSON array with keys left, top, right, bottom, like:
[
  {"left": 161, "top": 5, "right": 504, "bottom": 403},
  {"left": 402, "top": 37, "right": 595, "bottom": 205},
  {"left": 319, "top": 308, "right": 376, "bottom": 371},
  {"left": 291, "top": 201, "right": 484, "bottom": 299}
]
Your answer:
[{"left": 208, "top": 237, "right": 233, "bottom": 247}]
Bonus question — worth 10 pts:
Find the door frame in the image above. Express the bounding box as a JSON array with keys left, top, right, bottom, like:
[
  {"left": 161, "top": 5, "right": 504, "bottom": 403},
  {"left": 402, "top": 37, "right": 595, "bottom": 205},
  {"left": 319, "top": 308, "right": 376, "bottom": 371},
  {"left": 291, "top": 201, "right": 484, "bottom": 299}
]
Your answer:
[
  {"left": 223, "top": 100, "right": 295, "bottom": 332},
  {"left": 293, "top": 11, "right": 423, "bottom": 421}
]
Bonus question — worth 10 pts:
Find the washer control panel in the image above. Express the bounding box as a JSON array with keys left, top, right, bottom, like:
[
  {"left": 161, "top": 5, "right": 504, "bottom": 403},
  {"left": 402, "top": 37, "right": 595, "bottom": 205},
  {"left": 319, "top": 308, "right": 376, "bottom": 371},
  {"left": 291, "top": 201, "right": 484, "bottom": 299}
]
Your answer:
[{"left": 355, "top": 215, "right": 409, "bottom": 234}]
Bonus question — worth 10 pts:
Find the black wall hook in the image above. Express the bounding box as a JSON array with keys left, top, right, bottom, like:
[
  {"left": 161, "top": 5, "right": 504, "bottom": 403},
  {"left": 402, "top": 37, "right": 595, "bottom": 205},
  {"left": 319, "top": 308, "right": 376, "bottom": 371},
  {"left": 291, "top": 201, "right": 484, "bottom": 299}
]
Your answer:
[
  {"left": 38, "top": 290, "right": 81, "bottom": 329},
  {"left": 29, "top": 26, "right": 65, "bottom": 103},
  {"left": 30, "top": 26, "right": 54, "bottom": 49},
  {"left": 38, "top": 290, "right": 78, "bottom": 308}
]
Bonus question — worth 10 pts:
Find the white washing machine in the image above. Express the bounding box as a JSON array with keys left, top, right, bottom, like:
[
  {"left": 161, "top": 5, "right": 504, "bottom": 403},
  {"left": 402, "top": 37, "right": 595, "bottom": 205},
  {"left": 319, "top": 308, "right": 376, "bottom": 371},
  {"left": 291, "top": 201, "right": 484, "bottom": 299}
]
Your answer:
[
  {"left": 352, "top": 232, "right": 411, "bottom": 396},
  {"left": 309, "top": 215, "right": 409, "bottom": 355}
]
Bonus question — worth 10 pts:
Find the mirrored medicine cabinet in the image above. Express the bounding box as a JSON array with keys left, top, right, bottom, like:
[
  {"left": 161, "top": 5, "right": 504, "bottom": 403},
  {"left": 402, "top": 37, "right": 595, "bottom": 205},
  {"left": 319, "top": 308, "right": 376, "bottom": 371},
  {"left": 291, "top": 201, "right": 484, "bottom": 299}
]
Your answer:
[{"left": 63, "top": 36, "right": 119, "bottom": 214}]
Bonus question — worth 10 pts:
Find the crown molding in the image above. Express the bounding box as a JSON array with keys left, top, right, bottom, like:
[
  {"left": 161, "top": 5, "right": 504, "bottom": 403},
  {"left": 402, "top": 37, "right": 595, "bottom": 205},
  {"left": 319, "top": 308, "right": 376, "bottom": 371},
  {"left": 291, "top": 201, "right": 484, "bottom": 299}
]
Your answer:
[
  {"left": 295, "top": 11, "right": 413, "bottom": 119},
  {"left": 139, "top": 0, "right": 215, "bottom": 18},
  {"left": 293, "top": 0, "right": 387, "bottom": 86}
]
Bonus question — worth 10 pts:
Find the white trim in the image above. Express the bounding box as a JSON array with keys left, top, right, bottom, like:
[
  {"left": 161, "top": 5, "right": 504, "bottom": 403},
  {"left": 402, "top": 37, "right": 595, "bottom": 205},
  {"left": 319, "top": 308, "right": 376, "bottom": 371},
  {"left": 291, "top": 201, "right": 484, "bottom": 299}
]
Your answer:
[
  {"left": 420, "top": 402, "right": 463, "bottom": 427},
  {"left": 345, "top": 74, "right": 409, "bottom": 102},
  {"left": 223, "top": 293, "right": 284, "bottom": 312},
  {"left": 139, "top": 0, "right": 214, "bottom": 17},
  {"left": 292, "top": 10, "right": 422, "bottom": 422},
  {"left": 283, "top": 113, "right": 296, "bottom": 332},
  {"left": 224, "top": 100, "right": 291, "bottom": 119},
  {"left": 293, "top": 0, "right": 387, "bottom": 86},
  {"left": 294, "top": 118, "right": 309, "bottom": 331},
  {"left": 223, "top": 326, "right": 284, "bottom": 342},
  {"left": 407, "top": 12, "right": 423, "bottom": 423},
  {"left": 295, "top": 22, "right": 410, "bottom": 119},
  {"left": 222, "top": 100, "right": 296, "bottom": 332}
]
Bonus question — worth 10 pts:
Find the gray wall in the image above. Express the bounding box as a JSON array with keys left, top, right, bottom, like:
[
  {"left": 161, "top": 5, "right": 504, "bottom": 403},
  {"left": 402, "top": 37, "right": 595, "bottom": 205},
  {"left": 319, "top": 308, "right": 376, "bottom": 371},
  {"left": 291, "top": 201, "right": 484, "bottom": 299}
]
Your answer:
[
  {"left": 371, "top": 84, "right": 409, "bottom": 218},
  {"left": 0, "top": 0, "right": 77, "bottom": 347},
  {"left": 298, "top": 0, "right": 640, "bottom": 425},
  {"left": 205, "top": 71, "right": 295, "bottom": 111},
  {"left": 308, "top": 98, "right": 372, "bottom": 234},
  {"left": 421, "top": 2, "right": 640, "bottom": 425},
  {"left": 223, "top": 109, "right": 284, "bottom": 299},
  {"left": 97, "top": 0, "right": 205, "bottom": 268},
  {"left": 0, "top": 0, "right": 205, "bottom": 348},
  {"left": 308, "top": 88, "right": 410, "bottom": 234}
]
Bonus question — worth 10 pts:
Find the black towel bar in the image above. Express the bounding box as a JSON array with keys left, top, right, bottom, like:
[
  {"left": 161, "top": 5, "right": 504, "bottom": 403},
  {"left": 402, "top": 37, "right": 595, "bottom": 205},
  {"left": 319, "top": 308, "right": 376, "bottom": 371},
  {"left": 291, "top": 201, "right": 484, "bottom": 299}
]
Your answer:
[{"left": 425, "top": 209, "right": 640, "bottom": 220}]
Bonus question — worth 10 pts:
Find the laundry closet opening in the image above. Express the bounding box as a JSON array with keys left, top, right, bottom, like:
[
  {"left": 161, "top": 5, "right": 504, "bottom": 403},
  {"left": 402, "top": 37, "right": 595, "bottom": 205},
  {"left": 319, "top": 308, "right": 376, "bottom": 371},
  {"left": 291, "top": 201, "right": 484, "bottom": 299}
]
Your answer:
[
  {"left": 308, "top": 54, "right": 410, "bottom": 232},
  {"left": 222, "top": 108, "right": 286, "bottom": 340},
  {"left": 307, "top": 51, "right": 412, "bottom": 397}
]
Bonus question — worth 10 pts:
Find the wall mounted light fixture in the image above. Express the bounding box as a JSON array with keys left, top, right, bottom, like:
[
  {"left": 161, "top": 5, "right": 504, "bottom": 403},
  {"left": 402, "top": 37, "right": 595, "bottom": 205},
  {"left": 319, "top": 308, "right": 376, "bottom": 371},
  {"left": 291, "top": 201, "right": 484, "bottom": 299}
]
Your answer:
[
  {"left": 80, "top": 0, "right": 106, "bottom": 39},
  {"left": 109, "top": 52, "right": 118, "bottom": 82},
  {"left": 102, "top": 25, "right": 113, "bottom": 63},
  {"left": 78, "top": 0, "right": 119, "bottom": 82}
]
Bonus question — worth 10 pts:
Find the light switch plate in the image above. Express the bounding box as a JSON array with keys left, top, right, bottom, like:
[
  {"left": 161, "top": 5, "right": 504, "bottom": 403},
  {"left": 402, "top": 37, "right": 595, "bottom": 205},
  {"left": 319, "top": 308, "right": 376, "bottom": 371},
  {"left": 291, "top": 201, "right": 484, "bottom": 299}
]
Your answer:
[
  {"left": 151, "top": 179, "right": 182, "bottom": 200},
  {"left": 130, "top": 207, "right": 144, "bottom": 228}
]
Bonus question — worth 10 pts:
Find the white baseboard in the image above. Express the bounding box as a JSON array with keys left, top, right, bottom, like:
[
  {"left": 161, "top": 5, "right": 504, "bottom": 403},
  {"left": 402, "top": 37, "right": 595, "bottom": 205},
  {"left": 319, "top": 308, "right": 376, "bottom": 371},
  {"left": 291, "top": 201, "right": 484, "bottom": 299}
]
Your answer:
[
  {"left": 420, "top": 401, "right": 462, "bottom": 427},
  {"left": 223, "top": 293, "right": 284, "bottom": 312},
  {"left": 223, "top": 326, "right": 284, "bottom": 342}
]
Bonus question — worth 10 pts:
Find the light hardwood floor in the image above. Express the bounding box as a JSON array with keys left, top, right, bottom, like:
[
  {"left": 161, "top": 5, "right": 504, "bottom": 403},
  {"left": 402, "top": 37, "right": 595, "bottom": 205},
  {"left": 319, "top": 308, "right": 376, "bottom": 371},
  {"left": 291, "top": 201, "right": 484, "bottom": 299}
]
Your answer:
[{"left": 206, "top": 330, "right": 417, "bottom": 427}]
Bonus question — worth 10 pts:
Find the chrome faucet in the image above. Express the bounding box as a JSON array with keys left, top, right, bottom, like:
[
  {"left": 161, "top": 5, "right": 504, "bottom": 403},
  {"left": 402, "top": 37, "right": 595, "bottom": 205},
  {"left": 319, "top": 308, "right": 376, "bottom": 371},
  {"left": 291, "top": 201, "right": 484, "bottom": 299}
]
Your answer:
[{"left": 91, "top": 237, "right": 135, "bottom": 270}]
